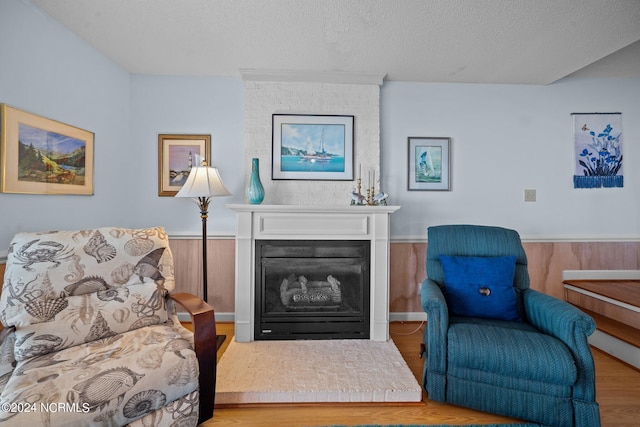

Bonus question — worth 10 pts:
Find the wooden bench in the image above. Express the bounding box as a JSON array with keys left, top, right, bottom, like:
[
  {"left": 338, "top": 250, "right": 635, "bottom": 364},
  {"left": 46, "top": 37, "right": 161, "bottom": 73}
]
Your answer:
[{"left": 563, "top": 271, "right": 640, "bottom": 370}]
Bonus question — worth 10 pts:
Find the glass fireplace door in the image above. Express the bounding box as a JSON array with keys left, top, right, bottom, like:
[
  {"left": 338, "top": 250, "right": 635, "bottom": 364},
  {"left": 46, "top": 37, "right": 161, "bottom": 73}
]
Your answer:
[{"left": 255, "top": 240, "right": 370, "bottom": 340}]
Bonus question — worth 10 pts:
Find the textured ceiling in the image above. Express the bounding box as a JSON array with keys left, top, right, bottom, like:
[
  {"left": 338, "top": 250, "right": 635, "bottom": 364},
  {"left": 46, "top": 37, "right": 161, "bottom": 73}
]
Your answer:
[{"left": 31, "top": 0, "right": 640, "bottom": 84}]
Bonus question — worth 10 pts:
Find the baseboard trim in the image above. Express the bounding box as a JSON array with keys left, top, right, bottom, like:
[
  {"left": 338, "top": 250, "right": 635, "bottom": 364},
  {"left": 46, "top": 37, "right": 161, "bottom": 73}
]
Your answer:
[
  {"left": 178, "top": 312, "right": 428, "bottom": 323},
  {"left": 178, "top": 312, "right": 235, "bottom": 323},
  {"left": 390, "top": 312, "right": 428, "bottom": 322}
]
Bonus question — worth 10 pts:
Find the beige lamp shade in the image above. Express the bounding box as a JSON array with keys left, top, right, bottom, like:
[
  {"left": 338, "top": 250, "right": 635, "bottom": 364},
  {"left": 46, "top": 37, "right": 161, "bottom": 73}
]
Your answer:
[{"left": 175, "top": 165, "right": 231, "bottom": 198}]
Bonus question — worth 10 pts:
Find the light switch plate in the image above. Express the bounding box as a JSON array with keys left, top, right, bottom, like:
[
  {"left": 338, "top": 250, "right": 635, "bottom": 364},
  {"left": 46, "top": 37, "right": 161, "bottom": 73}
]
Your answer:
[{"left": 524, "top": 189, "right": 536, "bottom": 202}]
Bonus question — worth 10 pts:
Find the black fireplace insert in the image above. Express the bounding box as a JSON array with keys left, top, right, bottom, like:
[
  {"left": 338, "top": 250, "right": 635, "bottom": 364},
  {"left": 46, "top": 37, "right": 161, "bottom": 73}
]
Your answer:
[{"left": 255, "top": 240, "right": 370, "bottom": 340}]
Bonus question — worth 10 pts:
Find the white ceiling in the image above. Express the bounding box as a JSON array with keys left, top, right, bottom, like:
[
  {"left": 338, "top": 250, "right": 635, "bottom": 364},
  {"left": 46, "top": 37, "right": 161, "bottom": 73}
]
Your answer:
[{"left": 32, "top": 0, "right": 640, "bottom": 85}]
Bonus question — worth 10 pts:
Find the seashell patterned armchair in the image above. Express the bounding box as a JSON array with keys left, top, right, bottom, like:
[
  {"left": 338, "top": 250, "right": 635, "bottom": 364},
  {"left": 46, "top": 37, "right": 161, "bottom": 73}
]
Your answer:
[{"left": 0, "top": 227, "right": 216, "bottom": 426}]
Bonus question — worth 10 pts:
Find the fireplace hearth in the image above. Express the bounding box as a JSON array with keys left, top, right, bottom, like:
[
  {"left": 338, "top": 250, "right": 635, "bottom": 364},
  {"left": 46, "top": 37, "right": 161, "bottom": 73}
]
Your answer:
[{"left": 255, "top": 240, "right": 370, "bottom": 340}]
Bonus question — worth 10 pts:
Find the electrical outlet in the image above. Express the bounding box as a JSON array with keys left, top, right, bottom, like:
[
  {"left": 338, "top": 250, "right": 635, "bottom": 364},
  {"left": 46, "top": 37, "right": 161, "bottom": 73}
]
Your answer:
[{"left": 524, "top": 189, "right": 536, "bottom": 202}]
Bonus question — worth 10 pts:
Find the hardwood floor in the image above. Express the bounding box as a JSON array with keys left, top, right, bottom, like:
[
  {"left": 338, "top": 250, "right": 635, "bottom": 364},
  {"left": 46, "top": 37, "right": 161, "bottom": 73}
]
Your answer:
[{"left": 203, "top": 322, "right": 640, "bottom": 427}]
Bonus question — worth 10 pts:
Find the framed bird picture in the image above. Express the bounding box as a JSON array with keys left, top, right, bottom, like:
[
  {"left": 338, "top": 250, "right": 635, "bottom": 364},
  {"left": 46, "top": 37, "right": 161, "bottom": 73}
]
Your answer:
[{"left": 408, "top": 137, "right": 451, "bottom": 191}]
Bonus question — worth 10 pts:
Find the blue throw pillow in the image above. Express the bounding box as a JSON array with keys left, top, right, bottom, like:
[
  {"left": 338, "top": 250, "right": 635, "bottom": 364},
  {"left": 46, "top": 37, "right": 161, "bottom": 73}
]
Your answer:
[{"left": 439, "top": 255, "right": 521, "bottom": 321}]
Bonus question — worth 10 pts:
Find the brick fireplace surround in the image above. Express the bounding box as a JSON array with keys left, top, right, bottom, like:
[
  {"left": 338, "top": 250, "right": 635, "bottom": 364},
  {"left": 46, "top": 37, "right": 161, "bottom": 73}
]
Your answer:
[{"left": 228, "top": 204, "right": 399, "bottom": 342}]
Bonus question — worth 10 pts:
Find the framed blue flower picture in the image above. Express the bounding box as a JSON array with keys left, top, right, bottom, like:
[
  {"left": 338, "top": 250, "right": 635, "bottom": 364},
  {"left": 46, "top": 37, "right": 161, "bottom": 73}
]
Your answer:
[{"left": 572, "top": 113, "right": 623, "bottom": 189}]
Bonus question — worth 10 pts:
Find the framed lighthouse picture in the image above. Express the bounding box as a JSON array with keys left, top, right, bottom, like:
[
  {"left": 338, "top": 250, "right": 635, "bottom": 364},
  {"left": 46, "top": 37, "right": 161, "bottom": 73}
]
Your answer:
[
  {"left": 272, "top": 114, "right": 354, "bottom": 181},
  {"left": 158, "top": 134, "right": 210, "bottom": 196}
]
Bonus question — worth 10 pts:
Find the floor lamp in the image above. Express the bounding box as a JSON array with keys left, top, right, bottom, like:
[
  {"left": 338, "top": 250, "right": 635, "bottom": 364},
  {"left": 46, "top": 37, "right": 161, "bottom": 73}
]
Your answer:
[{"left": 175, "top": 161, "right": 231, "bottom": 303}]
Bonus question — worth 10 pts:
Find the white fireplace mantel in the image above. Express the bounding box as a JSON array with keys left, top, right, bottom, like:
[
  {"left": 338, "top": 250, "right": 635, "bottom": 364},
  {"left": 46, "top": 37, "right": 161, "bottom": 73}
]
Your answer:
[{"left": 227, "top": 204, "right": 400, "bottom": 342}]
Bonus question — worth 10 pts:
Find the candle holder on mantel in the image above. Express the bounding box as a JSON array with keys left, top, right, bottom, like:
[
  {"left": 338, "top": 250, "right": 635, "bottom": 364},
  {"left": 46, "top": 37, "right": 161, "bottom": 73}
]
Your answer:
[{"left": 350, "top": 168, "right": 388, "bottom": 206}]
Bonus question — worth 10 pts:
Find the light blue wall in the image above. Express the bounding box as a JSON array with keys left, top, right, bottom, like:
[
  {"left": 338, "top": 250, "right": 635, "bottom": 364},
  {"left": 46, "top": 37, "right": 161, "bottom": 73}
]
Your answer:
[
  {"left": 0, "top": 0, "right": 131, "bottom": 249},
  {"left": 128, "top": 74, "right": 244, "bottom": 235},
  {"left": 0, "top": 1, "right": 245, "bottom": 250},
  {"left": 1, "top": 0, "right": 638, "bottom": 251},
  {"left": 381, "top": 78, "right": 640, "bottom": 239}
]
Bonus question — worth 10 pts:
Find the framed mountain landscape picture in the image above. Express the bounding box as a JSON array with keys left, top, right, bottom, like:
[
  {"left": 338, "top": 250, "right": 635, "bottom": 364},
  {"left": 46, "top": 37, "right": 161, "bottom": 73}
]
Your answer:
[{"left": 0, "top": 104, "right": 94, "bottom": 195}]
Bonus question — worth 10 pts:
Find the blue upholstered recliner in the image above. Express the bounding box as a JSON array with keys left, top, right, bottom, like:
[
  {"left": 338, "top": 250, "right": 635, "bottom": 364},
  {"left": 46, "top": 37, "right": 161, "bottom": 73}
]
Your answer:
[{"left": 421, "top": 225, "right": 600, "bottom": 427}]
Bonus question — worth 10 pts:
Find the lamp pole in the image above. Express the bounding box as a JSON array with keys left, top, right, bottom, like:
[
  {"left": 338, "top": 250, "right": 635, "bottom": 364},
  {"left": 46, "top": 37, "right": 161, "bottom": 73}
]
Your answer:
[{"left": 197, "top": 196, "right": 211, "bottom": 302}]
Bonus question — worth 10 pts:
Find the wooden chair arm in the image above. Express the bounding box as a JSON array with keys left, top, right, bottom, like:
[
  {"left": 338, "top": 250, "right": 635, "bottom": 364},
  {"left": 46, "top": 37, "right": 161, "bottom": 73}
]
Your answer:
[
  {"left": 168, "top": 292, "right": 216, "bottom": 423},
  {"left": 170, "top": 292, "right": 215, "bottom": 317}
]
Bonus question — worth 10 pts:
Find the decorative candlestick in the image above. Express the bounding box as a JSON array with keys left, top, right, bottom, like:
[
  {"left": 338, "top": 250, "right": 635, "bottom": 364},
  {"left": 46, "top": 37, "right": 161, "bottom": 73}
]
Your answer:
[
  {"left": 371, "top": 170, "right": 375, "bottom": 199},
  {"left": 350, "top": 167, "right": 388, "bottom": 206}
]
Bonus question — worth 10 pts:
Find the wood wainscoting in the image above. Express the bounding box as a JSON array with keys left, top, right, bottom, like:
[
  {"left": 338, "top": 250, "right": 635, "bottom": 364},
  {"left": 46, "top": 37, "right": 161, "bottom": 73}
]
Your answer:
[
  {"left": 167, "top": 238, "right": 640, "bottom": 315},
  {"left": 1, "top": 240, "right": 639, "bottom": 316},
  {"left": 169, "top": 238, "right": 236, "bottom": 313}
]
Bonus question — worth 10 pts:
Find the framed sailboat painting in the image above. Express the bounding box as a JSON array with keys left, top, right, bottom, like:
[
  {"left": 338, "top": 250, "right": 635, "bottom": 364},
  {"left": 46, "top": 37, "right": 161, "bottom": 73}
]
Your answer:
[
  {"left": 272, "top": 114, "right": 354, "bottom": 180},
  {"left": 408, "top": 136, "right": 451, "bottom": 191}
]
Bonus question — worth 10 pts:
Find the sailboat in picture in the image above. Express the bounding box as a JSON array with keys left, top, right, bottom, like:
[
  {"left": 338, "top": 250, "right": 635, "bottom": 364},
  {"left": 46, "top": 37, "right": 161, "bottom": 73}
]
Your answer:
[{"left": 301, "top": 129, "right": 332, "bottom": 163}]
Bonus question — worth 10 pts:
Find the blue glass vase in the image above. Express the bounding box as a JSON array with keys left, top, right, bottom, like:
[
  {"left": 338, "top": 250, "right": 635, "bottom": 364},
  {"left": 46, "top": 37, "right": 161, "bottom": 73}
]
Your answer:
[{"left": 246, "top": 158, "right": 265, "bottom": 204}]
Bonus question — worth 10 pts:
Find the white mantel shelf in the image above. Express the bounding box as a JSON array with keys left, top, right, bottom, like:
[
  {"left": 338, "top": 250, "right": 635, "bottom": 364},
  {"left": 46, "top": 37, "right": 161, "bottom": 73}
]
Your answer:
[
  {"left": 227, "top": 204, "right": 400, "bottom": 213},
  {"left": 227, "top": 204, "right": 400, "bottom": 342}
]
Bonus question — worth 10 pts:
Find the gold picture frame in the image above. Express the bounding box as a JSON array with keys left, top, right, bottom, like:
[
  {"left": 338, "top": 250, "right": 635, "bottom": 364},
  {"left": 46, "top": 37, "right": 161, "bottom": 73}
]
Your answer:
[
  {"left": 0, "top": 104, "right": 94, "bottom": 195},
  {"left": 158, "top": 134, "right": 211, "bottom": 196}
]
